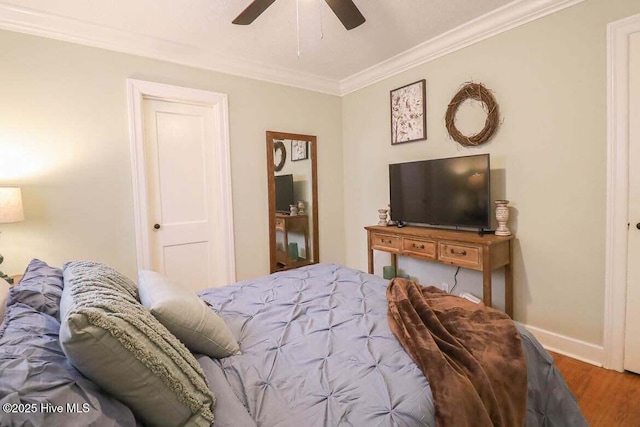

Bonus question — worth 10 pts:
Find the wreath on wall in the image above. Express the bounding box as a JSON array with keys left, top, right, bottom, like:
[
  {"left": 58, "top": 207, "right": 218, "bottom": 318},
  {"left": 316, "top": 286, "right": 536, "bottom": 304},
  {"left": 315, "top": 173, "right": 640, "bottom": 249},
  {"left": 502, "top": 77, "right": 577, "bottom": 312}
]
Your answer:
[
  {"left": 445, "top": 82, "right": 500, "bottom": 147},
  {"left": 274, "top": 140, "right": 286, "bottom": 172}
]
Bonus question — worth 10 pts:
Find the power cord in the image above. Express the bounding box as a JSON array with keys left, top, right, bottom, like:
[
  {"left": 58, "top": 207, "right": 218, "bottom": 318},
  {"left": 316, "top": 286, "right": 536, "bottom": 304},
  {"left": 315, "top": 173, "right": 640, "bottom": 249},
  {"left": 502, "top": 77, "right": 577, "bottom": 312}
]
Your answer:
[{"left": 449, "top": 267, "right": 461, "bottom": 294}]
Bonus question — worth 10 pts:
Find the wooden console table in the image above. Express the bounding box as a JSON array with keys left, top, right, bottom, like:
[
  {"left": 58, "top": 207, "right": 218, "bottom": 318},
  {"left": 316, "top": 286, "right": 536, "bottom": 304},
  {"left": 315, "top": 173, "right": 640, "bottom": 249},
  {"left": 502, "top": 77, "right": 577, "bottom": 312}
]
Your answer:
[
  {"left": 365, "top": 225, "right": 514, "bottom": 317},
  {"left": 275, "top": 213, "right": 310, "bottom": 270}
]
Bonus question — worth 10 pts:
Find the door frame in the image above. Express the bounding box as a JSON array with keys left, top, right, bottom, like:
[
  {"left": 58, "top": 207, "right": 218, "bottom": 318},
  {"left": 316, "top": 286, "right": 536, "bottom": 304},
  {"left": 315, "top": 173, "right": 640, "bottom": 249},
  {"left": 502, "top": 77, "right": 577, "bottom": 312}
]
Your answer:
[
  {"left": 604, "top": 13, "right": 640, "bottom": 372},
  {"left": 126, "top": 79, "right": 236, "bottom": 284}
]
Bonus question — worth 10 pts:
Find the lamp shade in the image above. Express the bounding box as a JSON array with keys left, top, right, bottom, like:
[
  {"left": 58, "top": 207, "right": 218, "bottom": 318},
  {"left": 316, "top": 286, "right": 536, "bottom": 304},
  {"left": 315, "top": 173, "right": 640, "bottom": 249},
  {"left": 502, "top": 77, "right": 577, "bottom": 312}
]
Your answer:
[{"left": 0, "top": 187, "right": 24, "bottom": 223}]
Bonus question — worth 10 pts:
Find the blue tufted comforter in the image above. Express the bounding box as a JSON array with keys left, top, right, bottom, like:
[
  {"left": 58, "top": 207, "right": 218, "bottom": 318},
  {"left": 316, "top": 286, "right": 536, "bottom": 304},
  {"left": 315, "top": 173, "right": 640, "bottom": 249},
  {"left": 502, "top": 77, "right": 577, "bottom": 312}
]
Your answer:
[
  {"left": 0, "top": 261, "right": 585, "bottom": 426},
  {"left": 199, "top": 263, "right": 586, "bottom": 427}
]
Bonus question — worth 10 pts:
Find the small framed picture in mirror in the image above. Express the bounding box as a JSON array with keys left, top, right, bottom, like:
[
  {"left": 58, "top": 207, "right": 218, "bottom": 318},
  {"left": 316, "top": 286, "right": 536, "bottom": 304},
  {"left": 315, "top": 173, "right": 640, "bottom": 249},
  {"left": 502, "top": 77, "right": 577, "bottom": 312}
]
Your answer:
[{"left": 291, "top": 140, "right": 308, "bottom": 161}]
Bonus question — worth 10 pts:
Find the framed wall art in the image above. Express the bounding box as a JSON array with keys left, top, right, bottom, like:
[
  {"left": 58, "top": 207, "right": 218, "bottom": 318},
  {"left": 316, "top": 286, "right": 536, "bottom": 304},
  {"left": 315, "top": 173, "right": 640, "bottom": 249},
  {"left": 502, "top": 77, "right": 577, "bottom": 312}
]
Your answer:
[
  {"left": 291, "top": 140, "right": 309, "bottom": 161},
  {"left": 390, "top": 79, "right": 427, "bottom": 145}
]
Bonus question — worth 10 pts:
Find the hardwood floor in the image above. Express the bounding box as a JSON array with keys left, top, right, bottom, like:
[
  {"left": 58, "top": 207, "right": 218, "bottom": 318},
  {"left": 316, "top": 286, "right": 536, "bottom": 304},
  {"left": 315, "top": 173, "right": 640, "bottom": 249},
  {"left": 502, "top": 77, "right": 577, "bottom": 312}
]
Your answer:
[{"left": 551, "top": 352, "right": 640, "bottom": 426}]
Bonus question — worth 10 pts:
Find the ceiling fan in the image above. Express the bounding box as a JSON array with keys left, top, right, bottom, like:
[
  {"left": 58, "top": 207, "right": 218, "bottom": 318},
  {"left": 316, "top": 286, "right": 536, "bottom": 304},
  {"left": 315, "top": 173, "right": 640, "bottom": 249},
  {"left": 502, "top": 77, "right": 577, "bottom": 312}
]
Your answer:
[{"left": 232, "top": 0, "right": 365, "bottom": 30}]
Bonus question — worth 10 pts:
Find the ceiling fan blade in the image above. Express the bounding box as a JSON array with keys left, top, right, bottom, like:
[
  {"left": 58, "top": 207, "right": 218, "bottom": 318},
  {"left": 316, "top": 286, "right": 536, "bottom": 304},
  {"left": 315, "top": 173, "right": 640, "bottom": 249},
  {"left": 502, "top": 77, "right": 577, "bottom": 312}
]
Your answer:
[
  {"left": 324, "top": 0, "right": 365, "bottom": 30},
  {"left": 232, "top": 0, "right": 277, "bottom": 25}
]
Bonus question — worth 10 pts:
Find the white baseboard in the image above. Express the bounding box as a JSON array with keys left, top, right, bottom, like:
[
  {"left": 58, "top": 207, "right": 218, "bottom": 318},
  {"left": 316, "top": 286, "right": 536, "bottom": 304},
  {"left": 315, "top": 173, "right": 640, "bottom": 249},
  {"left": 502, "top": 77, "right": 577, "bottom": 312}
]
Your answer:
[{"left": 523, "top": 324, "right": 604, "bottom": 367}]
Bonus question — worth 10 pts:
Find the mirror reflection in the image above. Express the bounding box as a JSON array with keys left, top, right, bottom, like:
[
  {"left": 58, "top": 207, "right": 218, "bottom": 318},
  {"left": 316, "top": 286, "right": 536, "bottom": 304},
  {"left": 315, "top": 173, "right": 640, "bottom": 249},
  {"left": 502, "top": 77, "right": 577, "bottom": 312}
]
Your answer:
[{"left": 266, "top": 131, "right": 319, "bottom": 273}]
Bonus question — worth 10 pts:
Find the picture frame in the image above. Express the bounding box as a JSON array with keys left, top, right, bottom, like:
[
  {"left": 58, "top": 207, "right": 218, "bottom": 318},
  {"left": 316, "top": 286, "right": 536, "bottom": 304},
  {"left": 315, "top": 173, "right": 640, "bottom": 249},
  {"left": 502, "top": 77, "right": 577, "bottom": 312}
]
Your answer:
[
  {"left": 390, "top": 79, "right": 427, "bottom": 145},
  {"left": 291, "top": 140, "right": 309, "bottom": 161}
]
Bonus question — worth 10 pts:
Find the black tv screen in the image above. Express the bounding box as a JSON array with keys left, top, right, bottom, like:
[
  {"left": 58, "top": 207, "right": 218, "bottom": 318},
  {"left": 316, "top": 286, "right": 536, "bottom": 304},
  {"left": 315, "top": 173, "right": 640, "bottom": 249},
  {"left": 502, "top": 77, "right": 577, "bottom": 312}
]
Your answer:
[
  {"left": 275, "top": 174, "right": 294, "bottom": 213},
  {"left": 389, "top": 154, "right": 490, "bottom": 229}
]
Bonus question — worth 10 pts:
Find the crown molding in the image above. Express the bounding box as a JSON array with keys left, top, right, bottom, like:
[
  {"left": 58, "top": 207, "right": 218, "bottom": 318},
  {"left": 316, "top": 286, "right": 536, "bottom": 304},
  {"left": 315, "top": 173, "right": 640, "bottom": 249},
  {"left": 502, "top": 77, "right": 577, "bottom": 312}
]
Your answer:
[
  {"left": 0, "top": 2, "right": 342, "bottom": 95},
  {"left": 339, "top": 0, "right": 586, "bottom": 95},
  {"left": 0, "top": 0, "right": 584, "bottom": 97}
]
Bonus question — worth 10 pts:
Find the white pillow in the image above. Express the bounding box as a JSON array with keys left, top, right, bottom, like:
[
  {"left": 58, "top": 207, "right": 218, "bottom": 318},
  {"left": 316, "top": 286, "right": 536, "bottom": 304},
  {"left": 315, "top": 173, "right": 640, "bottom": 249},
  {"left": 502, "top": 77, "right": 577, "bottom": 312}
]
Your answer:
[
  {"left": 138, "top": 270, "right": 240, "bottom": 358},
  {"left": 0, "top": 278, "right": 11, "bottom": 321}
]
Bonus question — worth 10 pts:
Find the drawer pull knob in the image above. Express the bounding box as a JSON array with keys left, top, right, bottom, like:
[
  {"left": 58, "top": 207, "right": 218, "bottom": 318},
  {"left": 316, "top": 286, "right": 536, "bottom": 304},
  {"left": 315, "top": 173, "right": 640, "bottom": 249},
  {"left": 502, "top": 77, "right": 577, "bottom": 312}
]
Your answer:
[
  {"left": 380, "top": 238, "right": 392, "bottom": 244},
  {"left": 412, "top": 243, "right": 425, "bottom": 249},
  {"left": 450, "top": 248, "right": 467, "bottom": 256}
]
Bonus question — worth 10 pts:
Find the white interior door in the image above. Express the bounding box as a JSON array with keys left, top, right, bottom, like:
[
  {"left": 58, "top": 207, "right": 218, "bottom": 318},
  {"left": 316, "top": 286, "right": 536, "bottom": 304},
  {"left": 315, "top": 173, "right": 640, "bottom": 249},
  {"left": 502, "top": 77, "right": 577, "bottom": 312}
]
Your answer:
[
  {"left": 142, "top": 99, "right": 222, "bottom": 291},
  {"left": 624, "top": 32, "right": 640, "bottom": 374}
]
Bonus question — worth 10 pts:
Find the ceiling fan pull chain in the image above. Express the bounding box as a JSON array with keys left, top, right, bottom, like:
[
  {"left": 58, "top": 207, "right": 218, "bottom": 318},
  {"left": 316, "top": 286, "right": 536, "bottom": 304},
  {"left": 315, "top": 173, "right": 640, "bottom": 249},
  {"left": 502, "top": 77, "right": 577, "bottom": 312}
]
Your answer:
[
  {"left": 319, "top": 0, "right": 324, "bottom": 39},
  {"left": 296, "top": 0, "right": 301, "bottom": 58}
]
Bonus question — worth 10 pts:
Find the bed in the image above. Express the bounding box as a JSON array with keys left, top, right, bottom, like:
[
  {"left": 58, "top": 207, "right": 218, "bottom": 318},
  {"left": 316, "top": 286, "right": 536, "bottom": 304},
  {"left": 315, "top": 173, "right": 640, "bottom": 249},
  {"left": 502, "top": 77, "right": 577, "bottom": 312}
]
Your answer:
[{"left": 0, "top": 260, "right": 586, "bottom": 426}]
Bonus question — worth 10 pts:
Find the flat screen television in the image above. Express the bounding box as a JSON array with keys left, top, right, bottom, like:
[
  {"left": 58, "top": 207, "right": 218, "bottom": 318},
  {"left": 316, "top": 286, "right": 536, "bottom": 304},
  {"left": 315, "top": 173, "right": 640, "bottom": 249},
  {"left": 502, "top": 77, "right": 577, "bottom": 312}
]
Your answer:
[
  {"left": 389, "top": 154, "right": 490, "bottom": 230},
  {"left": 275, "top": 174, "right": 294, "bottom": 213}
]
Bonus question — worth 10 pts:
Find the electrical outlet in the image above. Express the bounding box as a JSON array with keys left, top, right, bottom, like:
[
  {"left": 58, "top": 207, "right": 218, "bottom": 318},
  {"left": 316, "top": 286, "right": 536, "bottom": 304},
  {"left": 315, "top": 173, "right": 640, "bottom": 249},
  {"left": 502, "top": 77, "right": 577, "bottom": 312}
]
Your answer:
[{"left": 441, "top": 282, "right": 449, "bottom": 293}]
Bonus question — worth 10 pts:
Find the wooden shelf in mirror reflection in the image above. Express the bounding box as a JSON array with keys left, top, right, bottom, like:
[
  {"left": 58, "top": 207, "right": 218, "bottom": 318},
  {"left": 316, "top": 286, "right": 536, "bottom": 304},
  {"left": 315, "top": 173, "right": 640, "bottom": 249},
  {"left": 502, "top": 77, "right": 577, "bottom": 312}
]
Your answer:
[{"left": 275, "top": 213, "right": 311, "bottom": 271}]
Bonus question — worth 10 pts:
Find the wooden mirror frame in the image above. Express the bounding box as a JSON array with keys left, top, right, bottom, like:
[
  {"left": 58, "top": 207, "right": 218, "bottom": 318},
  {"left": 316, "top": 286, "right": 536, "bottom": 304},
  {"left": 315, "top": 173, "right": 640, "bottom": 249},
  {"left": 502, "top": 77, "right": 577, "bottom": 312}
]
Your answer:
[{"left": 266, "top": 131, "right": 319, "bottom": 273}]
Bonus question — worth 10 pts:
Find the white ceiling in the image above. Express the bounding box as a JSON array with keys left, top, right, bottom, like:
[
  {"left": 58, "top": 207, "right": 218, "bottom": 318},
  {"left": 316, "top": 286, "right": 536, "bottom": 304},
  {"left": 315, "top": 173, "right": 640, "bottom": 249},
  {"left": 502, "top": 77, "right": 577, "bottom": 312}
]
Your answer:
[{"left": 0, "top": 0, "right": 583, "bottom": 94}]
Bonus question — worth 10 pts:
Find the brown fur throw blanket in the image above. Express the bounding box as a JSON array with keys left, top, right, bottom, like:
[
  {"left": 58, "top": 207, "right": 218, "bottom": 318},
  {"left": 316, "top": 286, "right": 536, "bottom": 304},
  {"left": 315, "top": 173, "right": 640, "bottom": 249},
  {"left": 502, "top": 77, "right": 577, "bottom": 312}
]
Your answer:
[{"left": 387, "top": 278, "right": 527, "bottom": 427}]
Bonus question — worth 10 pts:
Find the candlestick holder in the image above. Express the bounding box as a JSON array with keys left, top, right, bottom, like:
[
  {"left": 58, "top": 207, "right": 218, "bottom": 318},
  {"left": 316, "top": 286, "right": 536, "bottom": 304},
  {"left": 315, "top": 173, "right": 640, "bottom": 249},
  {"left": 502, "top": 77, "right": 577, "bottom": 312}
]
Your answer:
[
  {"left": 494, "top": 200, "right": 511, "bottom": 236},
  {"left": 377, "top": 209, "right": 388, "bottom": 226}
]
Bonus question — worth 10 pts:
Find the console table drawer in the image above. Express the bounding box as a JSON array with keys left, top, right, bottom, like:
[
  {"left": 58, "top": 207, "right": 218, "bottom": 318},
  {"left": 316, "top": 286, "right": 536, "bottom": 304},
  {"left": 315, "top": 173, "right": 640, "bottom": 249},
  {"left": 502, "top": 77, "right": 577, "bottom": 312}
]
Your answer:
[
  {"left": 371, "top": 233, "right": 401, "bottom": 252},
  {"left": 402, "top": 238, "right": 436, "bottom": 259},
  {"left": 439, "top": 242, "right": 481, "bottom": 268}
]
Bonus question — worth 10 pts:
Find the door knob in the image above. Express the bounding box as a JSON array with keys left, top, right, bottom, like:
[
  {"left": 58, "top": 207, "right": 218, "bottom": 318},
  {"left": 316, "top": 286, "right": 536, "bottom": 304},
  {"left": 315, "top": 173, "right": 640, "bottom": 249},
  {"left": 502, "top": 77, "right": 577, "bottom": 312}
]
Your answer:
[
  {"left": 637, "top": 223, "right": 640, "bottom": 230},
  {"left": 153, "top": 224, "right": 161, "bottom": 230}
]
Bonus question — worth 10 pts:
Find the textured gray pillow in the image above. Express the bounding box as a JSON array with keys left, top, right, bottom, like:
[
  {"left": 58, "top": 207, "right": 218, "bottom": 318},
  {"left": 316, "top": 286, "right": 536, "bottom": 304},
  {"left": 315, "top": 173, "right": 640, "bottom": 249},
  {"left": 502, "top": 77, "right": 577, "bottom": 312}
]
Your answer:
[
  {"left": 138, "top": 270, "right": 240, "bottom": 358},
  {"left": 59, "top": 261, "right": 215, "bottom": 427}
]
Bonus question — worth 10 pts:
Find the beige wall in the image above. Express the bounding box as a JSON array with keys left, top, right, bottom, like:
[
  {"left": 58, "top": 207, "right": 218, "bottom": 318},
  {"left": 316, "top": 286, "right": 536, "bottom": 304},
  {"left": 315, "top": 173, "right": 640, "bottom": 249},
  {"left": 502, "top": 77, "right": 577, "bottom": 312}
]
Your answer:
[
  {"left": 342, "top": 0, "right": 640, "bottom": 345},
  {"left": 0, "top": 29, "right": 344, "bottom": 282}
]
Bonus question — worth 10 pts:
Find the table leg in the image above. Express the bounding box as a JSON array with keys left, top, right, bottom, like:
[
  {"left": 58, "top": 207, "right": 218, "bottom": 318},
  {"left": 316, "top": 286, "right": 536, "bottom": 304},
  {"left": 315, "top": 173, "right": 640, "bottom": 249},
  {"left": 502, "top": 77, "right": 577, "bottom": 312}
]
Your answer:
[
  {"left": 367, "top": 232, "right": 374, "bottom": 274},
  {"left": 505, "top": 240, "right": 514, "bottom": 318},
  {"left": 482, "top": 247, "right": 492, "bottom": 308},
  {"left": 304, "top": 222, "right": 310, "bottom": 262},
  {"left": 284, "top": 228, "right": 290, "bottom": 263}
]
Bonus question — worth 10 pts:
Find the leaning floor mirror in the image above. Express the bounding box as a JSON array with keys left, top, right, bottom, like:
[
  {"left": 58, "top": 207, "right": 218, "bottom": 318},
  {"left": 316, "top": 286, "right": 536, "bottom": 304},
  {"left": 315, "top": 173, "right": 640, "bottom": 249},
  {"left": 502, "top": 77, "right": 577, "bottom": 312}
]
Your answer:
[{"left": 266, "top": 131, "right": 319, "bottom": 273}]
